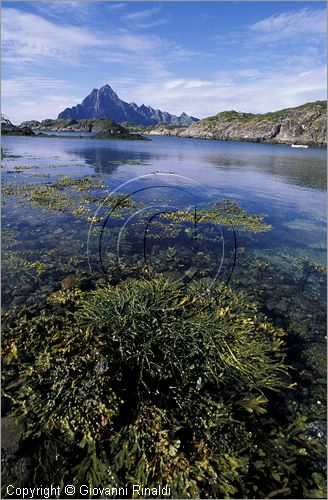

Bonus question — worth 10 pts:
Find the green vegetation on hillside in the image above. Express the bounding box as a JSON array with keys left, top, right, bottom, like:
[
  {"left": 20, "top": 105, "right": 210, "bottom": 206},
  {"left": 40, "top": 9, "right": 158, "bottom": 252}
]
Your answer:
[
  {"left": 155, "top": 123, "right": 185, "bottom": 130},
  {"left": 203, "top": 101, "right": 326, "bottom": 125}
]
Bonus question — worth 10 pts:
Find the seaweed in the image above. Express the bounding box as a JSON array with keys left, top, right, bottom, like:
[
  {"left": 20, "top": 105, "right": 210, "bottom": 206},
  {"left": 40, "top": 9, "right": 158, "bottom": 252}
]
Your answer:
[
  {"left": 2, "top": 277, "right": 326, "bottom": 498},
  {"left": 161, "top": 200, "right": 272, "bottom": 233}
]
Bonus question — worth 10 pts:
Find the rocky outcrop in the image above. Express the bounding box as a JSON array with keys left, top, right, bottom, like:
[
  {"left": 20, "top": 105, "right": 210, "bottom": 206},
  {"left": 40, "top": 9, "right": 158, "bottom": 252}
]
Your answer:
[
  {"left": 20, "top": 119, "right": 88, "bottom": 132},
  {"left": 147, "top": 101, "right": 327, "bottom": 146},
  {"left": 90, "top": 120, "right": 148, "bottom": 140},
  {"left": 11, "top": 118, "right": 146, "bottom": 140},
  {"left": 18, "top": 118, "right": 146, "bottom": 139},
  {"left": 19, "top": 120, "right": 41, "bottom": 129},
  {"left": 1, "top": 116, "right": 35, "bottom": 136},
  {"left": 57, "top": 85, "right": 198, "bottom": 126}
]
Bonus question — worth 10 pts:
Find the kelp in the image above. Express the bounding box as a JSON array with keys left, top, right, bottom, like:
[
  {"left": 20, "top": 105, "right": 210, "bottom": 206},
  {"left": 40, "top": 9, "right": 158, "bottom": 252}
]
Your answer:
[
  {"left": 2, "top": 277, "right": 326, "bottom": 498},
  {"left": 2, "top": 252, "right": 47, "bottom": 278},
  {"left": 1, "top": 174, "right": 135, "bottom": 221},
  {"left": 161, "top": 200, "right": 272, "bottom": 233},
  {"left": 2, "top": 173, "right": 270, "bottom": 234}
]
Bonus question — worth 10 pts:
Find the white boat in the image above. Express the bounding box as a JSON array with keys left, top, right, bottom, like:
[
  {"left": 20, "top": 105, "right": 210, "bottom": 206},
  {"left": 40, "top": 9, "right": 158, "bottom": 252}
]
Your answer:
[{"left": 291, "top": 144, "right": 308, "bottom": 148}]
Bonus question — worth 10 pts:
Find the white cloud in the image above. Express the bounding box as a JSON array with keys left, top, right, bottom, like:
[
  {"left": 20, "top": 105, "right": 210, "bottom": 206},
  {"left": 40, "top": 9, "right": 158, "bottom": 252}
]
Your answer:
[
  {"left": 2, "top": 8, "right": 165, "bottom": 70},
  {"left": 133, "top": 19, "right": 168, "bottom": 30},
  {"left": 3, "top": 95, "right": 81, "bottom": 125},
  {"left": 2, "top": 76, "right": 76, "bottom": 97},
  {"left": 111, "top": 67, "right": 326, "bottom": 119},
  {"left": 2, "top": 6, "right": 191, "bottom": 70},
  {"left": 33, "top": 1, "right": 93, "bottom": 22},
  {"left": 2, "top": 8, "right": 105, "bottom": 67},
  {"left": 120, "top": 6, "right": 167, "bottom": 29},
  {"left": 215, "top": 7, "right": 326, "bottom": 48},
  {"left": 106, "top": 3, "right": 127, "bottom": 12},
  {"left": 2, "top": 76, "right": 82, "bottom": 123},
  {"left": 250, "top": 8, "right": 326, "bottom": 37},
  {"left": 122, "top": 8, "right": 159, "bottom": 22},
  {"left": 164, "top": 79, "right": 212, "bottom": 90}
]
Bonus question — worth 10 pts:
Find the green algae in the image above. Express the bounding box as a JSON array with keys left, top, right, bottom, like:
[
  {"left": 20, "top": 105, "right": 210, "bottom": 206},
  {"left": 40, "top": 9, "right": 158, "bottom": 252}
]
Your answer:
[
  {"left": 161, "top": 200, "right": 272, "bottom": 233},
  {"left": 1, "top": 174, "right": 110, "bottom": 218},
  {"left": 2, "top": 277, "right": 326, "bottom": 498}
]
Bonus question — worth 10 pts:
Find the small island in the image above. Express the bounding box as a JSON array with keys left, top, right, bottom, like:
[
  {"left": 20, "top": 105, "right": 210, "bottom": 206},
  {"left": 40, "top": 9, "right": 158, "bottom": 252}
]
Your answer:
[{"left": 1, "top": 116, "right": 148, "bottom": 141}]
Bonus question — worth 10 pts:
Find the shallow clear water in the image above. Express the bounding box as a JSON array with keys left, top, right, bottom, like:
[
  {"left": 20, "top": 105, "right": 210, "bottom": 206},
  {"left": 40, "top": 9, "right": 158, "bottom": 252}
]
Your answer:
[
  {"left": 1, "top": 134, "right": 326, "bottom": 317},
  {"left": 2, "top": 134, "right": 327, "bottom": 495},
  {"left": 2, "top": 134, "right": 326, "bottom": 258},
  {"left": 2, "top": 133, "right": 327, "bottom": 425}
]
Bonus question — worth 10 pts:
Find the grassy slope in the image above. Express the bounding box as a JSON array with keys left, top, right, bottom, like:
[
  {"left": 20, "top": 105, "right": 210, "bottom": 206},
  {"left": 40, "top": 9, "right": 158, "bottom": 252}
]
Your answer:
[{"left": 201, "top": 100, "right": 326, "bottom": 126}]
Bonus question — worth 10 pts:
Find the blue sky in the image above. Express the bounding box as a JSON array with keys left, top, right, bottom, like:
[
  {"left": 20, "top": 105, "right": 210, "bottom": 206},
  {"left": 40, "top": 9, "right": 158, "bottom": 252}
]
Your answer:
[{"left": 2, "top": 1, "right": 326, "bottom": 123}]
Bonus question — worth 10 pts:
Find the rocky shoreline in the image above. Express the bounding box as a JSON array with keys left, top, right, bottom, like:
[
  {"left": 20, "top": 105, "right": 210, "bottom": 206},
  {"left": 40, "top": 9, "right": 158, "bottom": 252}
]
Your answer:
[
  {"left": 5, "top": 100, "right": 327, "bottom": 146},
  {"left": 146, "top": 101, "right": 327, "bottom": 146},
  {"left": 2, "top": 118, "right": 147, "bottom": 141}
]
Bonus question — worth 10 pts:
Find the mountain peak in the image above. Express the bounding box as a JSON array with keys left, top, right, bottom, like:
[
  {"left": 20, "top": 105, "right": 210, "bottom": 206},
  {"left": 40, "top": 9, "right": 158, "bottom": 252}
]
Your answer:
[
  {"left": 57, "top": 85, "right": 199, "bottom": 126},
  {"left": 100, "top": 84, "right": 115, "bottom": 93}
]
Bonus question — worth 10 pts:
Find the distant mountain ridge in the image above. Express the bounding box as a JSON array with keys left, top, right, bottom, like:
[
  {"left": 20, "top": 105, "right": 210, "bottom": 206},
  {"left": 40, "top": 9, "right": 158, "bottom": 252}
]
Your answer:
[{"left": 57, "top": 85, "right": 198, "bottom": 126}]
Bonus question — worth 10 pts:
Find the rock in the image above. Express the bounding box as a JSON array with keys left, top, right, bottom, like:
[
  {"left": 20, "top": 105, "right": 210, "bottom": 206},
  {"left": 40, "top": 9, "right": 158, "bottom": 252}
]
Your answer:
[
  {"left": 1, "top": 415, "right": 24, "bottom": 453},
  {"left": 302, "top": 343, "right": 327, "bottom": 377},
  {"left": 1, "top": 124, "right": 35, "bottom": 136},
  {"left": 305, "top": 420, "right": 327, "bottom": 444},
  {"left": 57, "top": 84, "right": 198, "bottom": 126},
  {"left": 148, "top": 101, "right": 327, "bottom": 146},
  {"left": 19, "top": 120, "right": 40, "bottom": 129},
  {"left": 93, "top": 122, "right": 147, "bottom": 141},
  {"left": 2, "top": 453, "right": 33, "bottom": 488},
  {"left": 1, "top": 396, "right": 10, "bottom": 417},
  {"left": 161, "top": 271, "right": 183, "bottom": 281},
  {"left": 12, "top": 296, "right": 27, "bottom": 306},
  {"left": 78, "top": 277, "right": 94, "bottom": 291},
  {"left": 61, "top": 274, "right": 78, "bottom": 290},
  {"left": 39, "top": 285, "right": 56, "bottom": 295}
]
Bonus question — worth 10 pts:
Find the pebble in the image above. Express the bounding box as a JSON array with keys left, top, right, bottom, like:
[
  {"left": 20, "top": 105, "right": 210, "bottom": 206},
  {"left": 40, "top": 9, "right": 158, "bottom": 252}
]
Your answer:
[
  {"left": 61, "top": 274, "right": 78, "bottom": 290},
  {"left": 1, "top": 416, "right": 24, "bottom": 453}
]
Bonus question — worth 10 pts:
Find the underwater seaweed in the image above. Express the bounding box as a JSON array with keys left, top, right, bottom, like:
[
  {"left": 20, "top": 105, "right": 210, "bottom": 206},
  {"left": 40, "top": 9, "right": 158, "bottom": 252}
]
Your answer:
[{"left": 2, "top": 277, "right": 326, "bottom": 498}]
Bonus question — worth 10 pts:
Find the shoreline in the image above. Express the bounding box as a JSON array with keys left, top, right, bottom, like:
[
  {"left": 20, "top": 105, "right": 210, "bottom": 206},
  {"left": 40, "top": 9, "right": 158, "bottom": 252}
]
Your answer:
[
  {"left": 144, "top": 132, "right": 327, "bottom": 148},
  {"left": 2, "top": 130, "right": 325, "bottom": 148},
  {"left": 1, "top": 131, "right": 149, "bottom": 141}
]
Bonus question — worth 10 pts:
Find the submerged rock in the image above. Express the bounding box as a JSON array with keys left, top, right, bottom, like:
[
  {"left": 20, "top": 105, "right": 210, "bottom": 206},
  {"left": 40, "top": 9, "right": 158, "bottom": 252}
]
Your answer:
[
  {"left": 302, "top": 343, "right": 327, "bottom": 378},
  {"left": 1, "top": 415, "right": 24, "bottom": 453},
  {"left": 61, "top": 274, "right": 79, "bottom": 290}
]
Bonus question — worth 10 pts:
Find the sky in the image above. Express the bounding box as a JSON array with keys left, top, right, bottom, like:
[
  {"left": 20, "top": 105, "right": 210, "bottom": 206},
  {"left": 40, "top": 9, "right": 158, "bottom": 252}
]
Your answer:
[{"left": 2, "top": 0, "right": 327, "bottom": 123}]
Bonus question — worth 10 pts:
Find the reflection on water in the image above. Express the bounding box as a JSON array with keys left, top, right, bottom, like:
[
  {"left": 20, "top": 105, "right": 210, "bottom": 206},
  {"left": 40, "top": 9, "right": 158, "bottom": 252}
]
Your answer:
[
  {"left": 210, "top": 151, "right": 327, "bottom": 190},
  {"left": 74, "top": 145, "right": 154, "bottom": 174}
]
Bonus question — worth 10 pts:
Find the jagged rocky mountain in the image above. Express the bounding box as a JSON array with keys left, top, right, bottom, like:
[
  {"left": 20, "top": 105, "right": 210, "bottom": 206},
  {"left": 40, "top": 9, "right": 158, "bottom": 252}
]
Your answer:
[{"left": 57, "top": 85, "right": 198, "bottom": 126}]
